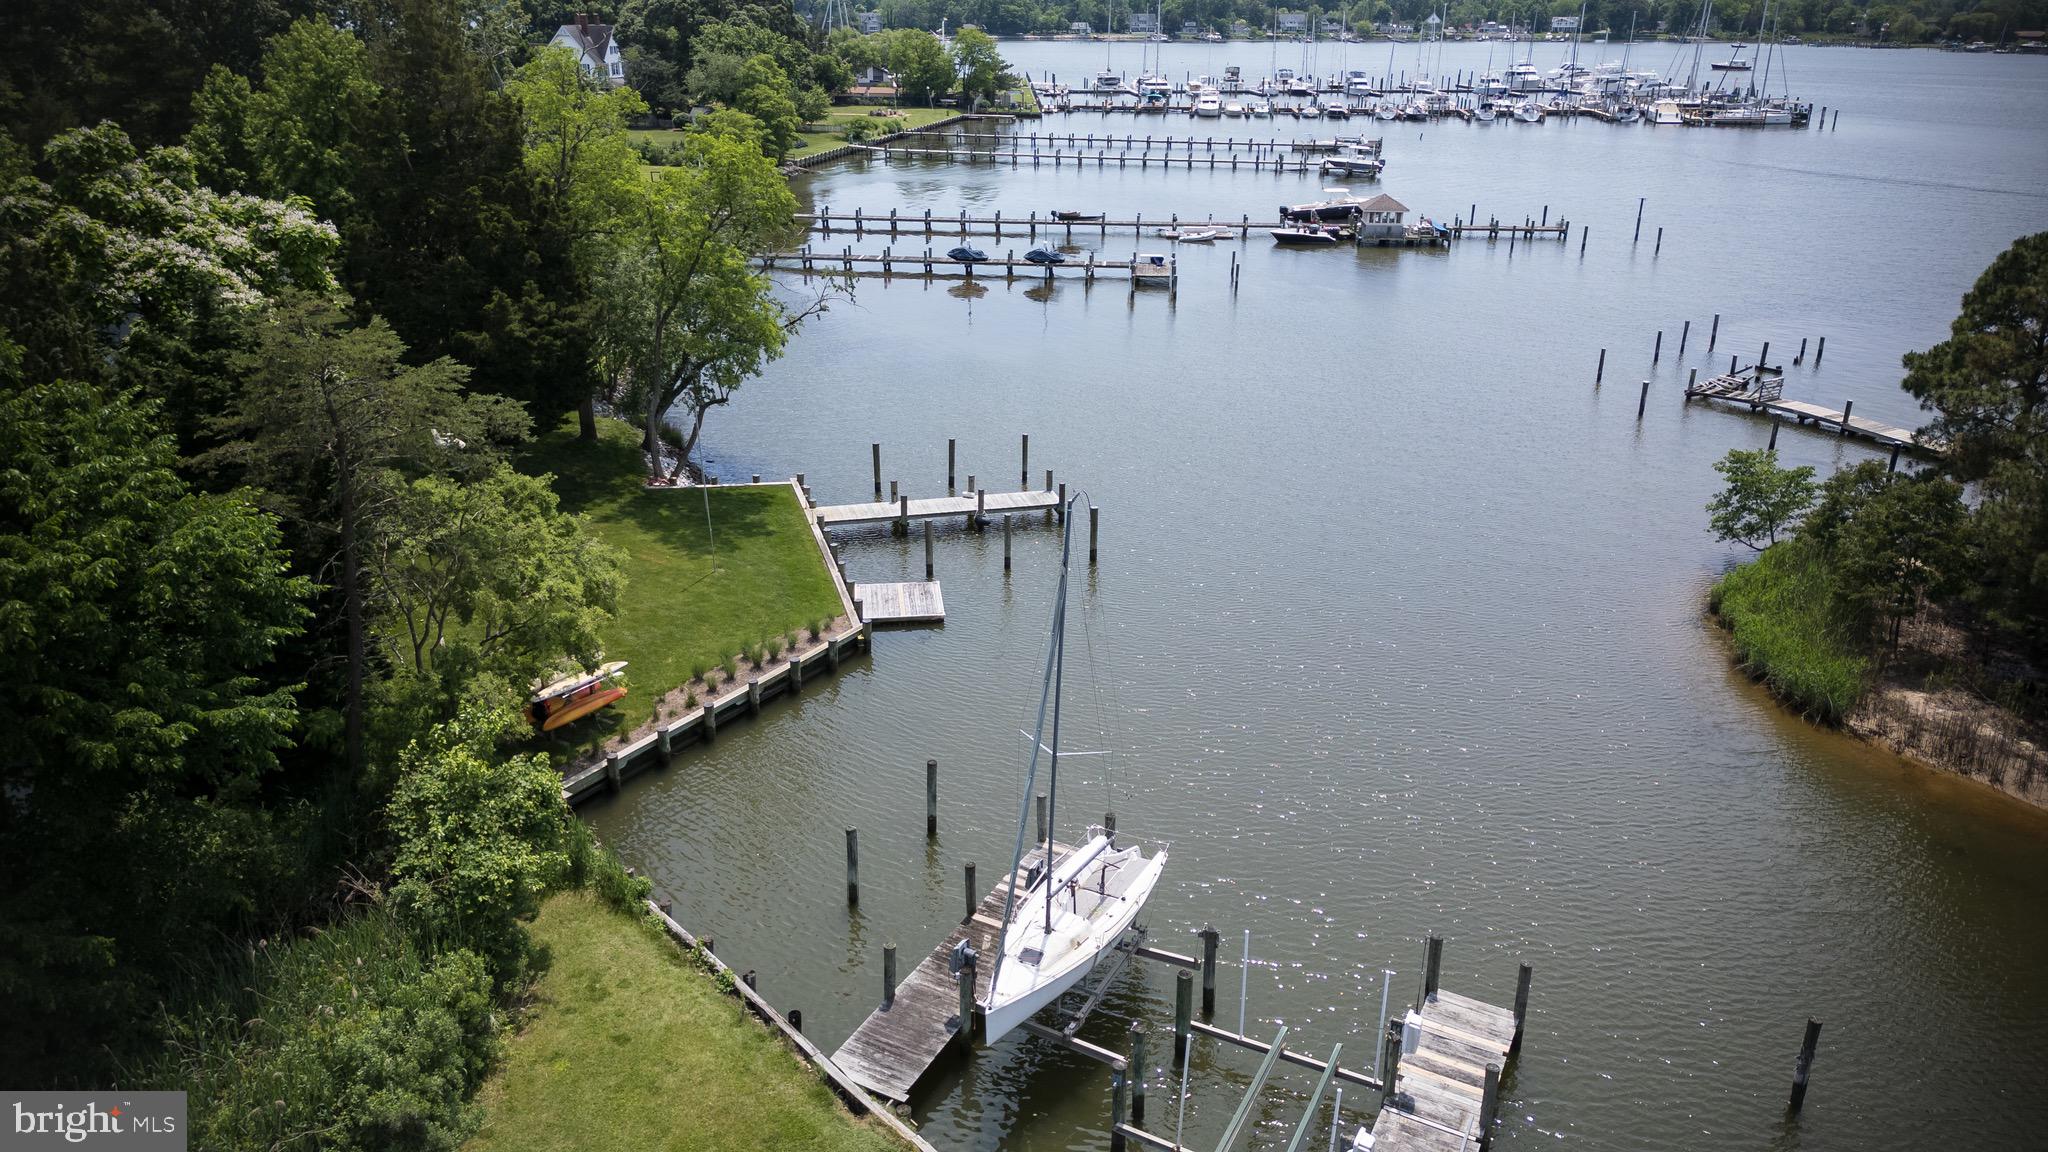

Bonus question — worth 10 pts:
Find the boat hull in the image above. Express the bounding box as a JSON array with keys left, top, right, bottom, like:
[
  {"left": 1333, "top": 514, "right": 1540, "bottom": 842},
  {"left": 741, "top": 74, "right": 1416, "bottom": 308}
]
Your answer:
[{"left": 982, "top": 844, "right": 1166, "bottom": 1042}]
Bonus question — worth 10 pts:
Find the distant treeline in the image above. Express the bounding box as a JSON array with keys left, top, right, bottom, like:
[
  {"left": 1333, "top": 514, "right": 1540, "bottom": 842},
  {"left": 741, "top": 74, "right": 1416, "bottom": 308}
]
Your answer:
[{"left": 821, "top": 0, "right": 2046, "bottom": 43}]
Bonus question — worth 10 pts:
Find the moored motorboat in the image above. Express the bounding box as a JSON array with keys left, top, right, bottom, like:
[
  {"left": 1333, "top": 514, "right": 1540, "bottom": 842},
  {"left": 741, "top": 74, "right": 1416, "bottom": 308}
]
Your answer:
[
  {"left": 1051, "top": 210, "right": 1105, "bottom": 222},
  {"left": 1279, "top": 187, "right": 1368, "bottom": 223},
  {"left": 1270, "top": 224, "right": 1351, "bottom": 246}
]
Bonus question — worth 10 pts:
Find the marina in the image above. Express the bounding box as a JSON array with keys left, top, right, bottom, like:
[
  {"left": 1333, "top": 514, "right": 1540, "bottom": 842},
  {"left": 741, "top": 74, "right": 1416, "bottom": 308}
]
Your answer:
[{"left": 853, "top": 143, "right": 1325, "bottom": 173}]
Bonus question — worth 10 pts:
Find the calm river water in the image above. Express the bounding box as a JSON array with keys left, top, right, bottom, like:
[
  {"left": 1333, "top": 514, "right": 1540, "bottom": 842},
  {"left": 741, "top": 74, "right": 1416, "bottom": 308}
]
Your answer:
[{"left": 581, "top": 42, "right": 2048, "bottom": 1150}]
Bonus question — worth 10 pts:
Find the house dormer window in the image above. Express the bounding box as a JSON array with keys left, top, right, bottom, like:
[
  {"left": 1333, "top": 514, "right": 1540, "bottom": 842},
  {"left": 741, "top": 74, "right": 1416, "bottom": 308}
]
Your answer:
[{"left": 609, "top": 61, "right": 622, "bottom": 76}]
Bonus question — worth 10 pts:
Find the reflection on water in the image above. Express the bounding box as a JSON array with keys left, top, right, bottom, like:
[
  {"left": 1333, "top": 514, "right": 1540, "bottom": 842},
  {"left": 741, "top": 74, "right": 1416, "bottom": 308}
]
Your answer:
[{"left": 583, "top": 44, "right": 2048, "bottom": 1151}]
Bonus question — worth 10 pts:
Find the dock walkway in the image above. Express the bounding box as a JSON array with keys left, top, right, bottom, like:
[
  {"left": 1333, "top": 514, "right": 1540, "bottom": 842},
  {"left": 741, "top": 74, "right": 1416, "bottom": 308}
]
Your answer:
[
  {"left": 763, "top": 249, "right": 1175, "bottom": 283},
  {"left": 813, "top": 488, "right": 1064, "bottom": 526},
  {"left": 833, "top": 843, "right": 1070, "bottom": 1103},
  {"left": 857, "top": 143, "right": 1319, "bottom": 172},
  {"left": 1371, "top": 987, "right": 1519, "bottom": 1151},
  {"left": 850, "top": 580, "right": 944, "bottom": 624},
  {"left": 1686, "top": 371, "right": 1933, "bottom": 451}
]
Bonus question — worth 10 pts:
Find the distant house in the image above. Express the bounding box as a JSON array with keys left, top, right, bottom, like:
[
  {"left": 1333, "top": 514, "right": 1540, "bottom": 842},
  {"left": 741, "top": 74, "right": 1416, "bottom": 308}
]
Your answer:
[
  {"left": 1551, "top": 16, "right": 1581, "bottom": 33},
  {"left": 551, "top": 14, "right": 624, "bottom": 86},
  {"left": 1353, "top": 193, "right": 1409, "bottom": 239},
  {"left": 858, "top": 10, "right": 881, "bottom": 34},
  {"left": 1423, "top": 13, "right": 1442, "bottom": 37},
  {"left": 1130, "top": 13, "right": 1159, "bottom": 34},
  {"left": 1231, "top": 19, "right": 1252, "bottom": 38},
  {"left": 1276, "top": 12, "right": 1308, "bottom": 34},
  {"left": 1320, "top": 16, "right": 1346, "bottom": 36},
  {"left": 1070, "top": 21, "right": 1093, "bottom": 36},
  {"left": 1181, "top": 21, "right": 1200, "bottom": 38}
]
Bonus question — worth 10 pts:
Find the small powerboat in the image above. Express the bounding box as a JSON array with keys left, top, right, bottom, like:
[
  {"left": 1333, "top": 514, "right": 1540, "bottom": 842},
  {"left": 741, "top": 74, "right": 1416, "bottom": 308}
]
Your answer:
[
  {"left": 948, "top": 245, "right": 988, "bottom": 262},
  {"left": 1024, "top": 244, "right": 1066, "bottom": 264},
  {"left": 1051, "top": 210, "right": 1105, "bottom": 222},
  {"left": 1270, "top": 224, "right": 1351, "bottom": 246}
]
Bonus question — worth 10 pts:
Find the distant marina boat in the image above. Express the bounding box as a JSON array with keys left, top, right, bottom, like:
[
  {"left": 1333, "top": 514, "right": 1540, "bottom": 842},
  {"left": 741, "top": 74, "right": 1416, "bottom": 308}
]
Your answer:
[
  {"left": 1320, "top": 147, "right": 1384, "bottom": 178},
  {"left": 1474, "top": 102, "right": 1498, "bottom": 122},
  {"left": 1024, "top": 244, "right": 1066, "bottom": 264},
  {"left": 1513, "top": 99, "right": 1544, "bottom": 123},
  {"left": 1323, "top": 102, "right": 1351, "bottom": 120},
  {"left": 1092, "top": 69, "right": 1124, "bottom": 92},
  {"left": 1279, "top": 187, "right": 1371, "bottom": 224},
  {"left": 1250, "top": 101, "right": 1273, "bottom": 117},
  {"left": 948, "top": 245, "right": 988, "bottom": 263},
  {"left": 1051, "top": 210, "right": 1105, "bottom": 222},
  {"left": 1194, "top": 93, "right": 1222, "bottom": 117},
  {"left": 1270, "top": 224, "right": 1351, "bottom": 246},
  {"left": 1223, "top": 100, "right": 1247, "bottom": 117}
]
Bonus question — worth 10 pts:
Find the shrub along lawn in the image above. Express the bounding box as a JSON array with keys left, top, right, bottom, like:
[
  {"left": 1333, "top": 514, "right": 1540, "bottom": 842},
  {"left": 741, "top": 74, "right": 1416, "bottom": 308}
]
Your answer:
[
  {"left": 519, "top": 416, "right": 842, "bottom": 735},
  {"left": 466, "top": 892, "right": 903, "bottom": 1152}
]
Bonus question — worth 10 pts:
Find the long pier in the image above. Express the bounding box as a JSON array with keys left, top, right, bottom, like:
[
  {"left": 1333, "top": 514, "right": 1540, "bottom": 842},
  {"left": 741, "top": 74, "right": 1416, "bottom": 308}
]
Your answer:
[
  {"left": 799, "top": 208, "right": 1280, "bottom": 239},
  {"left": 1685, "top": 369, "right": 1934, "bottom": 452},
  {"left": 762, "top": 247, "right": 1176, "bottom": 284},
  {"left": 902, "top": 129, "right": 1381, "bottom": 154},
  {"left": 856, "top": 143, "right": 1321, "bottom": 173}
]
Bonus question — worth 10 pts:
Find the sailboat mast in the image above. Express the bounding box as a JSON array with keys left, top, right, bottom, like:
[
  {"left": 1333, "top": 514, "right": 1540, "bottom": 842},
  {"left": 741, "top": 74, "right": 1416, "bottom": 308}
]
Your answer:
[{"left": 1044, "top": 577, "right": 1066, "bottom": 927}]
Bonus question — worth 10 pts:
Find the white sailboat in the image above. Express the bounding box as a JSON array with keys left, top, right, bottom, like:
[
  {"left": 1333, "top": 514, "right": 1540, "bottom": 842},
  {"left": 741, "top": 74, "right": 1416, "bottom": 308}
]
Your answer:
[{"left": 982, "top": 496, "right": 1168, "bottom": 1045}]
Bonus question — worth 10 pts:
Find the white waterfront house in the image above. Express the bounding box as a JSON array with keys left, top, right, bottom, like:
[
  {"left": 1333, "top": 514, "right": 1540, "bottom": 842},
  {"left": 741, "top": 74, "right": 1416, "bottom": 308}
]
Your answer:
[
  {"left": 1070, "top": 21, "right": 1094, "bottom": 36},
  {"left": 1277, "top": 12, "right": 1308, "bottom": 35},
  {"left": 858, "top": 10, "right": 881, "bottom": 33},
  {"left": 1129, "top": 13, "right": 1159, "bottom": 34},
  {"left": 1551, "top": 15, "right": 1581, "bottom": 33},
  {"left": 550, "top": 15, "right": 624, "bottom": 86}
]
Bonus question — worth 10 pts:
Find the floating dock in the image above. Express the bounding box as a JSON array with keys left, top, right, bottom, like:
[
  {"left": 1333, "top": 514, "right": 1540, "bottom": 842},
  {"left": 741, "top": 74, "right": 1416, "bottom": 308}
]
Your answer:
[
  {"left": 814, "top": 487, "right": 1063, "bottom": 527},
  {"left": 849, "top": 580, "right": 944, "bottom": 624},
  {"left": 1686, "top": 369, "right": 1934, "bottom": 451},
  {"left": 833, "top": 842, "right": 1071, "bottom": 1103}
]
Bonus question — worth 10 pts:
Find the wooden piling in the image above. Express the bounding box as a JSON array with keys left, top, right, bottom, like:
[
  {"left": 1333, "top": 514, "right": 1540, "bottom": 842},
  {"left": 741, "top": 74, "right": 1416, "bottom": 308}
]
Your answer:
[
  {"left": 1580, "top": 225, "right": 1588, "bottom": 256},
  {"left": 1200, "top": 927, "right": 1220, "bottom": 1016},
  {"left": 1789, "top": 1018, "right": 1822, "bottom": 1112},
  {"left": 1110, "top": 1062, "right": 1128, "bottom": 1152},
  {"left": 1512, "top": 963, "right": 1533, "bottom": 1053},
  {"left": 1377, "top": 1015, "right": 1403, "bottom": 1110},
  {"left": 1654, "top": 330, "right": 1662, "bottom": 363},
  {"left": 1768, "top": 420, "right": 1780, "bottom": 451},
  {"left": 1035, "top": 793, "right": 1047, "bottom": 843},
  {"left": 1655, "top": 226, "right": 1663, "bottom": 255},
  {"left": 1596, "top": 348, "right": 1605, "bottom": 384},
  {"left": 923, "top": 520, "right": 934, "bottom": 579},
  {"left": 872, "top": 442, "right": 882, "bottom": 498},
  {"left": 747, "top": 677, "right": 761, "bottom": 716},
  {"left": 1423, "top": 934, "right": 1444, "bottom": 1000},
  {"left": 884, "top": 943, "right": 897, "bottom": 1004},
  {"left": 1680, "top": 319, "right": 1691, "bottom": 357},
  {"left": 1129, "top": 1022, "right": 1148, "bottom": 1126},
  {"left": 789, "top": 1008, "right": 802, "bottom": 1032},
  {"left": 845, "top": 827, "right": 859, "bottom": 906},
  {"left": 1840, "top": 399, "right": 1854, "bottom": 435},
  {"left": 1710, "top": 313, "right": 1721, "bottom": 350},
  {"left": 1815, "top": 336, "right": 1826, "bottom": 365},
  {"left": 1888, "top": 444, "right": 1901, "bottom": 472},
  {"left": 1003, "top": 514, "right": 1012, "bottom": 572},
  {"left": 1020, "top": 433, "right": 1029, "bottom": 489},
  {"left": 1481, "top": 1063, "right": 1502, "bottom": 1145},
  {"left": 956, "top": 960, "right": 976, "bottom": 1044},
  {"left": 1174, "top": 969, "right": 1193, "bottom": 1066},
  {"left": 1761, "top": 341, "right": 1771, "bottom": 367},
  {"left": 1089, "top": 505, "right": 1100, "bottom": 565},
  {"left": 1638, "top": 379, "right": 1650, "bottom": 419},
  {"left": 1797, "top": 337, "right": 1808, "bottom": 365},
  {"left": 947, "top": 438, "right": 956, "bottom": 494},
  {"left": 1633, "top": 196, "right": 1645, "bottom": 242},
  {"left": 926, "top": 758, "right": 938, "bottom": 838}
]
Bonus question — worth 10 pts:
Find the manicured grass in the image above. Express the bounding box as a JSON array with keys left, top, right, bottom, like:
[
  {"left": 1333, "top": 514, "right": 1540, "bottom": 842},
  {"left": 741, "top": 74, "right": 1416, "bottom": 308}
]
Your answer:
[
  {"left": 467, "top": 892, "right": 902, "bottom": 1152},
  {"left": 519, "top": 416, "right": 842, "bottom": 734},
  {"left": 1710, "top": 540, "right": 1871, "bottom": 724},
  {"left": 790, "top": 106, "right": 955, "bottom": 159}
]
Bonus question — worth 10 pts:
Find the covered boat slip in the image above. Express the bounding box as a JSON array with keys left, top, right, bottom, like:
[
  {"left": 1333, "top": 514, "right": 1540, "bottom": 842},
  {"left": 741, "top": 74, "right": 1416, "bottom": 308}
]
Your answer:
[{"left": 832, "top": 842, "right": 1073, "bottom": 1103}]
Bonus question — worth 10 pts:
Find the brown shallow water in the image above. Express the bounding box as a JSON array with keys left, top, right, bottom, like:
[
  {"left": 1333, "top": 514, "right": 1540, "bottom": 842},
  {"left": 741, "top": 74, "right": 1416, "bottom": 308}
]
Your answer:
[{"left": 581, "top": 43, "right": 2048, "bottom": 1150}]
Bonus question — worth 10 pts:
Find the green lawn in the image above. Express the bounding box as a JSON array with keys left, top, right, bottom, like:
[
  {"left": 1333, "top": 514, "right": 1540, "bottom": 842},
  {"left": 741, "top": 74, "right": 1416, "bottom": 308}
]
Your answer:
[
  {"left": 467, "top": 892, "right": 904, "bottom": 1152},
  {"left": 790, "top": 106, "right": 955, "bottom": 159},
  {"left": 519, "top": 416, "right": 843, "bottom": 735}
]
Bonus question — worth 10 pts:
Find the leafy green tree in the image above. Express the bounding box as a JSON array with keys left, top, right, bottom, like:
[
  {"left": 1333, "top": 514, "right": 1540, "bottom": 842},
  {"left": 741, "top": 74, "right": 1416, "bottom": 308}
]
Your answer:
[
  {"left": 1902, "top": 231, "right": 2048, "bottom": 652},
  {"left": 370, "top": 464, "right": 623, "bottom": 688},
  {"left": 222, "top": 18, "right": 379, "bottom": 218},
  {"left": 387, "top": 702, "right": 572, "bottom": 978},
  {"left": 599, "top": 121, "right": 818, "bottom": 469},
  {"left": 884, "top": 29, "right": 956, "bottom": 104},
  {"left": 1831, "top": 473, "right": 1971, "bottom": 654},
  {"left": 734, "top": 54, "right": 805, "bottom": 159},
  {"left": 1708, "top": 448, "right": 1818, "bottom": 550},
  {"left": 952, "top": 26, "right": 1008, "bottom": 106},
  {"left": 216, "top": 293, "right": 528, "bottom": 784},
  {"left": 0, "top": 374, "right": 311, "bottom": 1086}
]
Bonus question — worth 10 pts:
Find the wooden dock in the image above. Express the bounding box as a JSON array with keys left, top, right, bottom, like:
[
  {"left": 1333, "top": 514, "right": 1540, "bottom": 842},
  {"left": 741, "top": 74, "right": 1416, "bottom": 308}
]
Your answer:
[
  {"left": 899, "top": 129, "right": 1381, "bottom": 155},
  {"left": 813, "top": 487, "right": 1065, "bottom": 527},
  {"left": 800, "top": 207, "right": 1282, "bottom": 240},
  {"left": 1686, "top": 370, "right": 1935, "bottom": 452},
  {"left": 850, "top": 580, "right": 944, "bottom": 624},
  {"left": 833, "top": 842, "right": 1071, "bottom": 1103},
  {"left": 855, "top": 143, "right": 1319, "bottom": 173},
  {"left": 1370, "top": 986, "right": 1519, "bottom": 1151},
  {"left": 761, "top": 248, "right": 1176, "bottom": 283}
]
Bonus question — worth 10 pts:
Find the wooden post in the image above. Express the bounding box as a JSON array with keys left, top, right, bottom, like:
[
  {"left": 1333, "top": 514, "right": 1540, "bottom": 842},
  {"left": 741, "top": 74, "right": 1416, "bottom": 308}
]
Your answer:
[
  {"left": 743, "top": 970, "right": 756, "bottom": 990},
  {"left": 1653, "top": 330, "right": 1662, "bottom": 363},
  {"left": 964, "top": 861, "right": 976, "bottom": 918},
  {"left": 1633, "top": 196, "right": 1644, "bottom": 242},
  {"left": 1021, "top": 433, "right": 1029, "bottom": 489},
  {"left": 1035, "top": 793, "right": 1047, "bottom": 843},
  {"left": 658, "top": 726, "right": 673, "bottom": 766},
  {"left": 747, "top": 677, "right": 761, "bottom": 715},
  {"left": 923, "top": 520, "right": 934, "bottom": 579},
  {"left": 1768, "top": 420, "right": 1780, "bottom": 451},
  {"left": 1680, "top": 319, "right": 1691, "bottom": 357},
  {"left": 1003, "top": 514, "right": 1012, "bottom": 572},
  {"left": 604, "top": 753, "right": 620, "bottom": 791},
  {"left": 1688, "top": 367, "right": 1698, "bottom": 393},
  {"left": 884, "top": 943, "right": 897, "bottom": 1004},
  {"left": 898, "top": 494, "right": 909, "bottom": 536},
  {"left": 1129, "top": 1022, "right": 1148, "bottom": 1126},
  {"left": 1174, "top": 969, "right": 1193, "bottom": 1066},
  {"left": 1056, "top": 482, "right": 1066, "bottom": 522},
  {"left": 1512, "top": 962, "right": 1533, "bottom": 1053},
  {"left": 1815, "top": 336, "right": 1826, "bottom": 365},
  {"left": 889, "top": 479, "right": 897, "bottom": 503},
  {"left": 1638, "top": 379, "right": 1650, "bottom": 419},
  {"left": 1888, "top": 444, "right": 1901, "bottom": 472},
  {"left": 1797, "top": 336, "right": 1808, "bottom": 364},
  {"left": 948, "top": 438, "right": 956, "bottom": 494},
  {"left": 1789, "top": 1018, "right": 1822, "bottom": 1112},
  {"left": 924, "top": 757, "right": 939, "bottom": 838},
  {"left": 956, "top": 959, "right": 976, "bottom": 1044},
  {"left": 1043, "top": 467, "right": 1053, "bottom": 492},
  {"left": 1596, "top": 348, "right": 1605, "bottom": 384},
  {"left": 1109, "top": 1061, "right": 1128, "bottom": 1152},
  {"left": 1200, "top": 926, "right": 1220, "bottom": 1016},
  {"left": 789, "top": 1009, "right": 802, "bottom": 1032},
  {"left": 1761, "top": 341, "right": 1771, "bottom": 367},
  {"left": 1422, "top": 934, "right": 1443, "bottom": 1001},
  {"left": 845, "top": 827, "right": 859, "bottom": 906},
  {"left": 1481, "top": 1063, "right": 1502, "bottom": 1147},
  {"left": 1089, "top": 505, "right": 1099, "bottom": 565},
  {"left": 703, "top": 692, "right": 717, "bottom": 740},
  {"left": 1580, "top": 225, "right": 1588, "bottom": 256},
  {"left": 1840, "top": 399, "right": 1854, "bottom": 435},
  {"left": 872, "top": 442, "right": 882, "bottom": 498},
  {"left": 1378, "top": 1015, "right": 1402, "bottom": 1110},
  {"left": 1655, "top": 226, "right": 1663, "bottom": 255}
]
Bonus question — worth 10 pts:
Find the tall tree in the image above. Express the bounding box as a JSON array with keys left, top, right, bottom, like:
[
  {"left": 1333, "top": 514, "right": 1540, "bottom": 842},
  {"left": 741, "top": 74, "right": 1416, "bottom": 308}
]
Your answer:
[
  {"left": 952, "top": 26, "right": 1008, "bottom": 106},
  {"left": 1707, "top": 448, "right": 1818, "bottom": 551},
  {"left": 1901, "top": 231, "right": 2048, "bottom": 651},
  {"left": 216, "top": 293, "right": 528, "bottom": 784},
  {"left": 0, "top": 373, "right": 311, "bottom": 1085}
]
